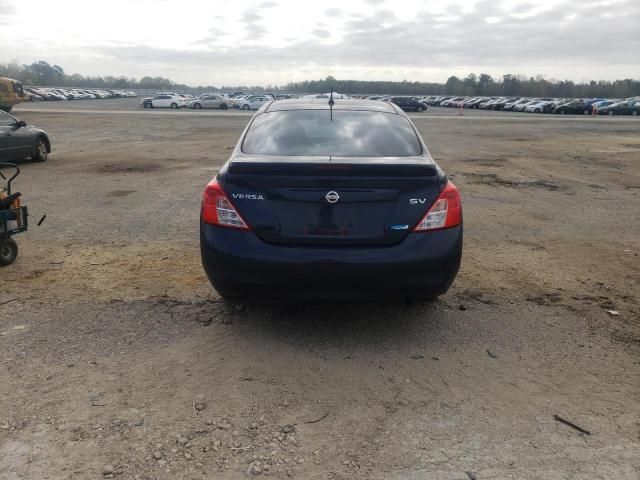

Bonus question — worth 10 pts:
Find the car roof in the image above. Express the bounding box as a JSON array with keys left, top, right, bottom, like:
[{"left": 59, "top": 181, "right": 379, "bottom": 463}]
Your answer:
[{"left": 264, "top": 98, "right": 402, "bottom": 114}]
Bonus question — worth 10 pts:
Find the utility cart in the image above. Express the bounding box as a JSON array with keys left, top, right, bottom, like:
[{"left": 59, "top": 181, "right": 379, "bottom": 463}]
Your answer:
[{"left": 0, "top": 163, "right": 28, "bottom": 266}]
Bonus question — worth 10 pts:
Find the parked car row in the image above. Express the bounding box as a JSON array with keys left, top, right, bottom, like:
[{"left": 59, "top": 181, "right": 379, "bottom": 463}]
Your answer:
[
  {"left": 206, "top": 92, "right": 299, "bottom": 110},
  {"left": 222, "top": 93, "right": 429, "bottom": 113},
  {"left": 25, "top": 87, "right": 137, "bottom": 102},
  {"left": 140, "top": 92, "right": 303, "bottom": 110},
  {"left": 136, "top": 90, "right": 640, "bottom": 116},
  {"left": 420, "top": 95, "right": 640, "bottom": 115},
  {"left": 348, "top": 95, "right": 429, "bottom": 112}
]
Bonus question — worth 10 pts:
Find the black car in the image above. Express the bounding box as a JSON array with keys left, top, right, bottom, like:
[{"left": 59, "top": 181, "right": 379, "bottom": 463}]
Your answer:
[
  {"left": 464, "top": 97, "right": 491, "bottom": 109},
  {"left": 0, "top": 111, "right": 50, "bottom": 162},
  {"left": 596, "top": 101, "right": 640, "bottom": 116},
  {"left": 487, "top": 97, "right": 515, "bottom": 110},
  {"left": 389, "top": 97, "right": 428, "bottom": 112},
  {"left": 553, "top": 100, "right": 588, "bottom": 115},
  {"left": 200, "top": 98, "right": 462, "bottom": 299}
]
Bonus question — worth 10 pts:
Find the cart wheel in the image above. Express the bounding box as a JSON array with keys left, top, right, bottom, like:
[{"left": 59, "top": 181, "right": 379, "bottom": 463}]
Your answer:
[{"left": 0, "top": 237, "right": 18, "bottom": 267}]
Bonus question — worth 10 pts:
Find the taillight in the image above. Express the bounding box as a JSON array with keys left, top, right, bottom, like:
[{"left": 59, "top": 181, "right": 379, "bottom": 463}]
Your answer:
[
  {"left": 413, "top": 181, "right": 462, "bottom": 232},
  {"left": 201, "top": 178, "right": 250, "bottom": 230}
]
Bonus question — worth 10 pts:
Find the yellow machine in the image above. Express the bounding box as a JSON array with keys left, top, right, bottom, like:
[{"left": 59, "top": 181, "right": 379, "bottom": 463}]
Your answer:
[{"left": 0, "top": 77, "right": 28, "bottom": 112}]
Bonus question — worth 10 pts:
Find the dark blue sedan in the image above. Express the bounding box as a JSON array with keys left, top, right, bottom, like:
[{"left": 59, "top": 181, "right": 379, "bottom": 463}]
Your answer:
[{"left": 200, "top": 98, "right": 462, "bottom": 299}]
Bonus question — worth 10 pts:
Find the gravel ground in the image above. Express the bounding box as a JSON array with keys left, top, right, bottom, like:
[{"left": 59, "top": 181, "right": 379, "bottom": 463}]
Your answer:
[{"left": 1, "top": 103, "right": 639, "bottom": 480}]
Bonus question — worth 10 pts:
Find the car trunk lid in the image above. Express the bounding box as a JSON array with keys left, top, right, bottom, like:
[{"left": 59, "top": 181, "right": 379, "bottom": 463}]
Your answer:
[{"left": 223, "top": 156, "right": 441, "bottom": 246}]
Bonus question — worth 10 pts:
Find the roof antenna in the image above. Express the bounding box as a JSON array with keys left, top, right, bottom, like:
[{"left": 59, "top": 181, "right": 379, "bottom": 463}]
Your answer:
[{"left": 328, "top": 87, "right": 334, "bottom": 121}]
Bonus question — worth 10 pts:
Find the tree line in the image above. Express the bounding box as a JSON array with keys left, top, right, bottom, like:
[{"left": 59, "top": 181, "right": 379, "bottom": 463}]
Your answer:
[
  {"left": 284, "top": 75, "right": 640, "bottom": 98},
  {"left": 2, "top": 61, "right": 638, "bottom": 98},
  {"left": 0, "top": 61, "right": 183, "bottom": 91}
]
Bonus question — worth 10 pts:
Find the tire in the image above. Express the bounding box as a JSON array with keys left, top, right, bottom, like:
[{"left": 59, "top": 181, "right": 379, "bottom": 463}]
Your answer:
[
  {"left": 213, "top": 284, "right": 247, "bottom": 302},
  {"left": 0, "top": 106, "right": 12, "bottom": 113},
  {"left": 218, "top": 291, "right": 244, "bottom": 302},
  {"left": 609, "top": 111, "right": 614, "bottom": 116},
  {"left": 242, "top": 104, "right": 250, "bottom": 110},
  {"left": 33, "top": 137, "right": 48, "bottom": 162},
  {"left": 632, "top": 110, "right": 638, "bottom": 116},
  {"left": 143, "top": 102, "right": 151, "bottom": 109},
  {"left": 417, "top": 106, "right": 424, "bottom": 112},
  {"left": 194, "top": 103, "right": 201, "bottom": 109},
  {"left": 584, "top": 109, "right": 590, "bottom": 115},
  {"left": 560, "top": 110, "right": 566, "bottom": 115},
  {"left": 0, "top": 237, "right": 18, "bottom": 267},
  {"left": 171, "top": 103, "right": 178, "bottom": 109},
  {"left": 406, "top": 295, "right": 439, "bottom": 304},
  {"left": 220, "top": 103, "right": 228, "bottom": 110}
]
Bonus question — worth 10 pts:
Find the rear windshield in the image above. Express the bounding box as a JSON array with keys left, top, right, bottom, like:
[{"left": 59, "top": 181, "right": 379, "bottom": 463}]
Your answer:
[{"left": 242, "top": 110, "right": 422, "bottom": 157}]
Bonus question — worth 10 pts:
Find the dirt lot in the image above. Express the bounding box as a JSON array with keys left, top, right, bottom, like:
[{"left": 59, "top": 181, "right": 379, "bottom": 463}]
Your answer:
[{"left": 1, "top": 102, "right": 639, "bottom": 480}]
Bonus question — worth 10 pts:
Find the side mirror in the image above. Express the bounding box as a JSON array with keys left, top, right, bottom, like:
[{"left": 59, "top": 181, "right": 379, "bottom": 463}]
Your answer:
[{"left": 16, "top": 120, "right": 27, "bottom": 128}]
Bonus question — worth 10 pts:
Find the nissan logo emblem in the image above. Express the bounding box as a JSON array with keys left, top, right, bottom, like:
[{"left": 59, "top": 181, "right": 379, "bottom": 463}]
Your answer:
[{"left": 325, "top": 191, "right": 340, "bottom": 204}]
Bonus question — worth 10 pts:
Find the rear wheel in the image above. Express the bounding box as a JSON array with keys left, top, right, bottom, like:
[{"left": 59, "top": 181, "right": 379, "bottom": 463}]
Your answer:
[
  {"left": 560, "top": 110, "right": 566, "bottom": 115},
  {"left": 406, "top": 295, "right": 439, "bottom": 304},
  {"left": 220, "top": 103, "right": 228, "bottom": 110},
  {"left": 143, "top": 102, "right": 151, "bottom": 109},
  {"left": 0, "top": 237, "right": 18, "bottom": 267},
  {"left": 584, "top": 109, "right": 590, "bottom": 115},
  {"left": 194, "top": 103, "right": 202, "bottom": 109},
  {"left": 632, "top": 110, "right": 638, "bottom": 116},
  {"left": 218, "top": 291, "right": 243, "bottom": 301},
  {"left": 242, "top": 104, "right": 250, "bottom": 110},
  {"left": 171, "top": 103, "right": 178, "bottom": 109},
  {"left": 609, "top": 110, "right": 614, "bottom": 116},
  {"left": 33, "top": 137, "right": 48, "bottom": 162},
  {"left": 416, "top": 106, "right": 424, "bottom": 112},
  {"left": 215, "top": 287, "right": 247, "bottom": 303}
]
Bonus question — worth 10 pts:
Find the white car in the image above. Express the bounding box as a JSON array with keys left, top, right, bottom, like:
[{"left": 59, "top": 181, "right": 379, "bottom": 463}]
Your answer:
[
  {"left": 239, "top": 95, "right": 272, "bottom": 110},
  {"left": 189, "top": 94, "right": 232, "bottom": 110},
  {"left": 524, "top": 101, "right": 553, "bottom": 113},
  {"left": 143, "top": 94, "right": 186, "bottom": 109},
  {"left": 514, "top": 100, "right": 539, "bottom": 112}
]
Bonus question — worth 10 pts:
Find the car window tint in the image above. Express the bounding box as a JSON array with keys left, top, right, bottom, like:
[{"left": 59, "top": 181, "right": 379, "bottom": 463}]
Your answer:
[
  {"left": 0, "top": 111, "right": 16, "bottom": 126},
  {"left": 242, "top": 110, "right": 422, "bottom": 157}
]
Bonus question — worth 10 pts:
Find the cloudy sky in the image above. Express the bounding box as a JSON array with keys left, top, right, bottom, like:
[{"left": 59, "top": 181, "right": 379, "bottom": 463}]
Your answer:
[{"left": 0, "top": 0, "right": 638, "bottom": 86}]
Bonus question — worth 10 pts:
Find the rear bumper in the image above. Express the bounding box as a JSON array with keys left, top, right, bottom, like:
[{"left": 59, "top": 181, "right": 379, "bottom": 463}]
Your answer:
[{"left": 200, "top": 223, "right": 462, "bottom": 299}]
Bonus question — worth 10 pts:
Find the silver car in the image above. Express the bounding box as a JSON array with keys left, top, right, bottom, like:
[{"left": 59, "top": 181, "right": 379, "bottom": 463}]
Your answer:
[{"left": 189, "top": 95, "right": 231, "bottom": 110}]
